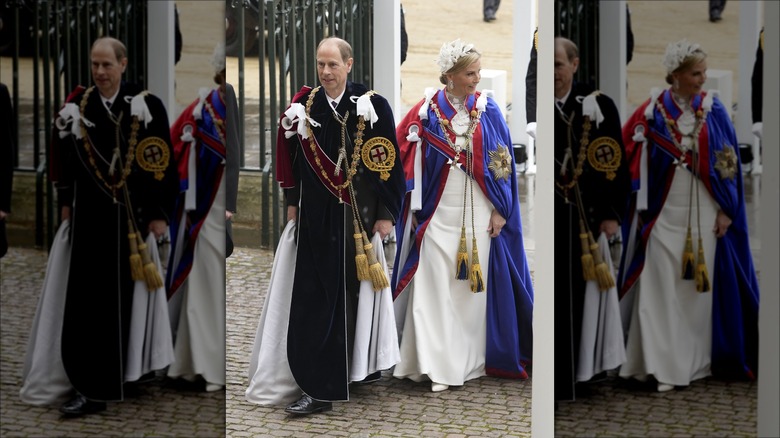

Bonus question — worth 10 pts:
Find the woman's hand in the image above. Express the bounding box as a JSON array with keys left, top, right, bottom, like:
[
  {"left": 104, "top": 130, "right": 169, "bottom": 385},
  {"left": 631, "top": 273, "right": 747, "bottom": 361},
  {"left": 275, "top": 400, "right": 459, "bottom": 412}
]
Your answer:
[
  {"left": 488, "top": 209, "right": 506, "bottom": 238},
  {"left": 713, "top": 210, "right": 731, "bottom": 238}
]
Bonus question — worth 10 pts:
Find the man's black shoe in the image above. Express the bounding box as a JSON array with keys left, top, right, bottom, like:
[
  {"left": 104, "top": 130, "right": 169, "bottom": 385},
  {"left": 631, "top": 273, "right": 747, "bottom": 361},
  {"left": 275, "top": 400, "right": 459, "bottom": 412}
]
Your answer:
[
  {"left": 284, "top": 394, "right": 332, "bottom": 415},
  {"left": 710, "top": 9, "right": 722, "bottom": 22},
  {"left": 59, "top": 394, "right": 107, "bottom": 417},
  {"left": 354, "top": 371, "right": 382, "bottom": 385},
  {"left": 484, "top": 8, "right": 496, "bottom": 22}
]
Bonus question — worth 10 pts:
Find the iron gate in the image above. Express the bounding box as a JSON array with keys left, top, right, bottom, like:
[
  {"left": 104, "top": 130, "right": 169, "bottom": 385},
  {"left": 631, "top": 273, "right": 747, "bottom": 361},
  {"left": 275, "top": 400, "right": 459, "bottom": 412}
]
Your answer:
[
  {"left": 1, "top": 0, "right": 148, "bottom": 248},
  {"left": 226, "top": 0, "right": 374, "bottom": 248}
]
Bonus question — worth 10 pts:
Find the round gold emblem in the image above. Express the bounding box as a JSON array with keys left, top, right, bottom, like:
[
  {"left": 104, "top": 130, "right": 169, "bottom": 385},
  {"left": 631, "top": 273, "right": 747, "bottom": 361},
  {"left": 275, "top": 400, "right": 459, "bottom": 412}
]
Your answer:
[
  {"left": 587, "top": 136, "right": 621, "bottom": 180},
  {"left": 361, "top": 137, "right": 396, "bottom": 181},
  {"left": 136, "top": 136, "right": 170, "bottom": 180}
]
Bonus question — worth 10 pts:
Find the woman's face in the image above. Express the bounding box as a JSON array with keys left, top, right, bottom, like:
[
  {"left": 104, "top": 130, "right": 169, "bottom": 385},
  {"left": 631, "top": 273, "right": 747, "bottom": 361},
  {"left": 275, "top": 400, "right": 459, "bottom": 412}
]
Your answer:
[
  {"left": 674, "top": 60, "right": 708, "bottom": 98},
  {"left": 447, "top": 59, "right": 482, "bottom": 97}
]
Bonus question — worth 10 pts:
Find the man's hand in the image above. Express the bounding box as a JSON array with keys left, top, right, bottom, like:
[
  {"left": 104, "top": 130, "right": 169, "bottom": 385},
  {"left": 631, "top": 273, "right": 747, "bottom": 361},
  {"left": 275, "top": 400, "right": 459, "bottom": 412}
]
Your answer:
[
  {"left": 61, "top": 206, "right": 71, "bottom": 222},
  {"left": 226, "top": 210, "right": 234, "bottom": 221},
  {"left": 0, "top": 210, "right": 7, "bottom": 221},
  {"left": 148, "top": 220, "right": 167, "bottom": 239},
  {"left": 599, "top": 219, "right": 619, "bottom": 239},
  {"left": 373, "top": 219, "right": 393, "bottom": 240},
  {"left": 287, "top": 206, "right": 298, "bottom": 223},
  {"left": 488, "top": 209, "right": 506, "bottom": 238}
]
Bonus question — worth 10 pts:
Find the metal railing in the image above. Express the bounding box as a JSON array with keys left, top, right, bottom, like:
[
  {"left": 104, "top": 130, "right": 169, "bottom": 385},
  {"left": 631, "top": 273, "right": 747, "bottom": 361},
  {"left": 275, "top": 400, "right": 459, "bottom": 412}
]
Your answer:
[
  {"left": 556, "top": 0, "right": 599, "bottom": 88},
  {"left": 227, "top": 0, "right": 373, "bottom": 248},
  {"left": 2, "top": 0, "right": 148, "bottom": 248}
]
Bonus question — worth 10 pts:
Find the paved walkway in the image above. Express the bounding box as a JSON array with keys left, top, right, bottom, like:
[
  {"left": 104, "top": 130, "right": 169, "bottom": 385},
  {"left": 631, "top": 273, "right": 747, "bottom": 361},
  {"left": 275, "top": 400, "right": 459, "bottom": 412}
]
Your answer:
[{"left": 0, "top": 247, "right": 225, "bottom": 438}]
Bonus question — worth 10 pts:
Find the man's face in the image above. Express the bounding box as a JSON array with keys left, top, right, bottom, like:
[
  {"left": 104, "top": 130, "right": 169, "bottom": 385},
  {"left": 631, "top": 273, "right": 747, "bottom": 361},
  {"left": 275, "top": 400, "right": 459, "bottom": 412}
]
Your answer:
[
  {"left": 554, "top": 45, "right": 578, "bottom": 99},
  {"left": 316, "top": 41, "right": 352, "bottom": 98},
  {"left": 91, "top": 41, "right": 127, "bottom": 98}
]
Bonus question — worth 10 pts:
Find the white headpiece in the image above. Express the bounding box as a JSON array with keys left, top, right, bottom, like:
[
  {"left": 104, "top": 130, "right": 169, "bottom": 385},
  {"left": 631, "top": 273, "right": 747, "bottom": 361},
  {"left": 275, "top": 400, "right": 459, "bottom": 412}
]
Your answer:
[
  {"left": 662, "top": 39, "right": 703, "bottom": 74},
  {"left": 436, "top": 39, "right": 474, "bottom": 73},
  {"left": 211, "top": 42, "right": 226, "bottom": 73}
]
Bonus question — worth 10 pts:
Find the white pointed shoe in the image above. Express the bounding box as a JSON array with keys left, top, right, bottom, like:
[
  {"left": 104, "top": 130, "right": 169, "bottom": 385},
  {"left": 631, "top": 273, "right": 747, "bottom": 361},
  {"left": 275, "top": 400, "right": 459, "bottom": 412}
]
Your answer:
[
  {"left": 206, "top": 383, "right": 224, "bottom": 392},
  {"left": 431, "top": 382, "right": 449, "bottom": 392},
  {"left": 657, "top": 383, "right": 674, "bottom": 392}
]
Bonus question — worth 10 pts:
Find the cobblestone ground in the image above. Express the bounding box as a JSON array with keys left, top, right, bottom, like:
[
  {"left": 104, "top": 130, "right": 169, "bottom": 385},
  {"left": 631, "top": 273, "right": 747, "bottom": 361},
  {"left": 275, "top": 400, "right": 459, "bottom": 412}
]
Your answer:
[
  {"left": 0, "top": 247, "right": 226, "bottom": 438},
  {"left": 555, "top": 374, "right": 757, "bottom": 437},
  {"left": 225, "top": 246, "right": 533, "bottom": 437}
]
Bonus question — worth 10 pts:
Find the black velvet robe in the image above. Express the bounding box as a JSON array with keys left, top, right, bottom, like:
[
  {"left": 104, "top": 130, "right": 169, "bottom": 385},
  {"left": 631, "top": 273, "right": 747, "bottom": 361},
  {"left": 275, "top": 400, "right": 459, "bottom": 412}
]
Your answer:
[
  {"left": 553, "top": 82, "right": 629, "bottom": 402},
  {"left": 281, "top": 82, "right": 404, "bottom": 401},
  {"left": 52, "top": 83, "right": 178, "bottom": 401}
]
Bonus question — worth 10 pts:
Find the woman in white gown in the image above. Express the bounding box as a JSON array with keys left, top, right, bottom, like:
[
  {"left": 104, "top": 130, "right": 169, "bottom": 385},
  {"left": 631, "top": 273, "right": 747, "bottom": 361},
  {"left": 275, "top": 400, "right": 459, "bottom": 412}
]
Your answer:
[
  {"left": 165, "top": 45, "right": 231, "bottom": 392},
  {"left": 392, "top": 39, "right": 534, "bottom": 392},
  {"left": 618, "top": 40, "right": 759, "bottom": 392}
]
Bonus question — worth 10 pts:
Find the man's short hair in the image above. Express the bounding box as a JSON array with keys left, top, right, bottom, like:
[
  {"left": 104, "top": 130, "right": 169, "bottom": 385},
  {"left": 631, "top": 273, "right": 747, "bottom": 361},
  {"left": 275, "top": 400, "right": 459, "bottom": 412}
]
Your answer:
[
  {"left": 92, "top": 37, "right": 127, "bottom": 62},
  {"left": 555, "top": 36, "right": 579, "bottom": 62},
  {"left": 317, "top": 36, "right": 353, "bottom": 63}
]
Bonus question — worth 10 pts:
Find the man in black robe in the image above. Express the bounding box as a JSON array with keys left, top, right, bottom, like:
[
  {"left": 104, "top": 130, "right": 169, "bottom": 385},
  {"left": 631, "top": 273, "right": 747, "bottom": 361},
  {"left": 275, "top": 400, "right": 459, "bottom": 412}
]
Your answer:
[
  {"left": 275, "top": 36, "right": 405, "bottom": 415},
  {"left": 50, "top": 36, "right": 178, "bottom": 416},
  {"left": 553, "top": 37, "right": 629, "bottom": 403}
]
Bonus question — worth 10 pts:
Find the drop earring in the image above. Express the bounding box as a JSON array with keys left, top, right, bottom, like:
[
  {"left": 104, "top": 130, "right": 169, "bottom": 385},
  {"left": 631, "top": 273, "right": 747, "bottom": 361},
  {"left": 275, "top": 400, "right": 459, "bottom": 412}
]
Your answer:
[
  {"left": 448, "top": 80, "right": 454, "bottom": 90},
  {"left": 673, "top": 78, "right": 679, "bottom": 91}
]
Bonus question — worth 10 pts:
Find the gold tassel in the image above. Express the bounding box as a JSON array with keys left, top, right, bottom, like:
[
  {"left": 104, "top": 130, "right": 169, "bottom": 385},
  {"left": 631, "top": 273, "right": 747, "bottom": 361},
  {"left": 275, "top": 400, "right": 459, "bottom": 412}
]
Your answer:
[
  {"left": 136, "top": 233, "right": 163, "bottom": 291},
  {"left": 363, "top": 231, "right": 389, "bottom": 291},
  {"left": 588, "top": 232, "right": 614, "bottom": 291},
  {"left": 579, "top": 221, "right": 595, "bottom": 281},
  {"left": 127, "top": 221, "right": 144, "bottom": 281},
  {"left": 456, "top": 227, "right": 469, "bottom": 280},
  {"left": 681, "top": 227, "right": 695, "bottom": 279},
  {"left": 695, "top": 238, "right": 710, "bottom": 292},
  {"left": 353, "top": 221, "right": 370, "bottom": 281},
  {"left": 469, "top": 239, "right": 484, "bottom": 293}
]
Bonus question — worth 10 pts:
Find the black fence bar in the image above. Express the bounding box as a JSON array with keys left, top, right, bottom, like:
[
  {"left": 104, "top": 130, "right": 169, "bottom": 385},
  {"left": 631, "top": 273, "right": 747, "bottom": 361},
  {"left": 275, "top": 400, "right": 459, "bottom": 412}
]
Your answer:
[
  {"left": 556, "top": 0, "right": 599, "bottom": 88},
  {"left": 3, "top": 0, "right": 148, "bottom": 249}
]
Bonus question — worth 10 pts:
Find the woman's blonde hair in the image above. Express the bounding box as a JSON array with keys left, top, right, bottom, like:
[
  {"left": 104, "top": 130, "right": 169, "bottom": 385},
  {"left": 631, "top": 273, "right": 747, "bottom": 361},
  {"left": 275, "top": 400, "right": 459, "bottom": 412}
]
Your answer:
[{"left": 439, "top": 49, "right": 481, "bottom": 85}]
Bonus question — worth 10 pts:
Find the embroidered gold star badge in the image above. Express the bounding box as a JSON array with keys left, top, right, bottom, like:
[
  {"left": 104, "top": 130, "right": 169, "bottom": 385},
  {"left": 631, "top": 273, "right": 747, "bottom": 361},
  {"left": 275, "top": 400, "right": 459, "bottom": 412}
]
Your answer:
[
  {"left": 714, "top": 144, "right": 738, "bottom": 180},
  {"left": 488, "top": 144, "right": 512, "bottom": 181}
]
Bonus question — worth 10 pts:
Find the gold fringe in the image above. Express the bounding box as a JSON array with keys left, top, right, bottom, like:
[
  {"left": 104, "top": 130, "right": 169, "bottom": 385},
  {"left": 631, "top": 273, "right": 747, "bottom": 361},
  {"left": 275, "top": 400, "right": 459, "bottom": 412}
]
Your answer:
[
  {"left": 595, "top": 262, "right": 615, "bottom": 291},
  {"left": 136, "top": 234, "right": 162, "bottom": 291},
  {"left": 143, "top": 261, "right": 164, "bottom": 290},
  {"left": 127, "top": 220, "right": 144, "bottom": 281},
  {"left": 579, "top": 221, "right": 595, "bottom": 281},
  {"left": 470, "top": 242, "right": 484, "bottom": 293},
  {"left": 128, "top": 233, "right": 144, "bottom": 281},
  {"left": 354, "top": 220, "right": 370, "bottom": 281},
  {"left": 369, "top": 262, "right": 389, "bottom": 292},
  {"left": 681, "top": 227, "right": 695, "bottom": 279},
  {"left": 456, "top": 228, "right": 469, "bottom": 280},
  {"left": 587, "top": 232, "right": 614, "bottom": 291},
  {"left": 362, "top": 231, "right": 388, "bottom": 291},
  {"left": 695, "top": 238, "right": 710, "bottom": 292}
]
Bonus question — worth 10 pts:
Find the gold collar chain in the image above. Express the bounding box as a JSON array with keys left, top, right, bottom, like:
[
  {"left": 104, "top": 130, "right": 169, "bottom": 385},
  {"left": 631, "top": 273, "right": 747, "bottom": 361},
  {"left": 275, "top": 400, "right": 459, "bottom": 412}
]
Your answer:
[
  {"left": 204, "top": 94, "right": 226, "bottom": 146},
  {"left": 79, "top": 86, "right": 141, "bottom": 202},
  {"left": 555, "top": 115, "right": 591, "bottom": 193},
  {"left": 304, "top": 86, "right": 369, "bottom": 201},
  {"left": 655, "top": 93, "right": 707, "bottom": 156},
  {"left": 430, "top": 99, "right": 482, "bottom": 165}
]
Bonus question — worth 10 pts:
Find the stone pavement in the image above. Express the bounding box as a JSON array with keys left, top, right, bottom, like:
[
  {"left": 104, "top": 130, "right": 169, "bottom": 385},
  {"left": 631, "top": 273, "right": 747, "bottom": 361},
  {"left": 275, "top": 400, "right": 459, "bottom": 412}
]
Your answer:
[
  {"left": 0, "top": 247, "right": 225, "bottom": 438},
  {"left": 225, "top": 246, "right": 533, "bottom": 437}
]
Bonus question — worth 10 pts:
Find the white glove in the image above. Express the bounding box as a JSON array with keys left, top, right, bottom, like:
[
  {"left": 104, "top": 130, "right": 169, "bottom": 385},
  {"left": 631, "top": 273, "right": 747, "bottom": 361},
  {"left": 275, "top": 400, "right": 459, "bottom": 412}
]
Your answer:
[
  {"left": 526, "top": 122, "right": 537, "bottom": 140},
  {"left": 752, "top": 122, "right": 763, "bottom": 140}
]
